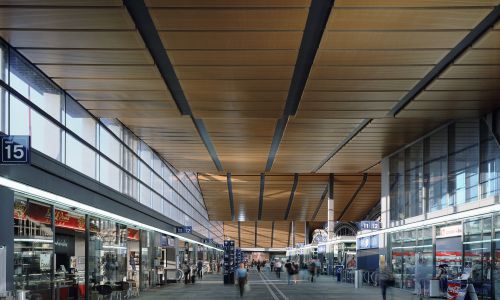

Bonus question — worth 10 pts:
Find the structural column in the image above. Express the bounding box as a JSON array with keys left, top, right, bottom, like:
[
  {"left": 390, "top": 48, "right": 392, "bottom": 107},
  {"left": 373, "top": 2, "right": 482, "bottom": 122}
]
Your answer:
[
  {"left": 327, "top": 174, "right": 334, "bottom": 240},
  {"left": 0, "top": 187, "right": 14, "bottom": 294}
]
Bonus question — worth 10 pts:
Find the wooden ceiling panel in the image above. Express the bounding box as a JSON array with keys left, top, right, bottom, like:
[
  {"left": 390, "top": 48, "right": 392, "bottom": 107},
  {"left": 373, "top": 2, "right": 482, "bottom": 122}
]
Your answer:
[
  {"left": 146, "top": 0, "right": 311, "bottom": 8},
  {"left": 0, "top": 30, "right": 145, "bottom": 49},
  {"left": 19, "top": 49, "right": 154, "bottom": 65},
  {"left": 415, "top": 90, "right": 500, "bottom": 101},
  {"left": 310, "top": 66, "right": 432, "bottom": 80},
  {"left": 181, "top": 80, "right": 290, "bottom": 92},
  {"left": 168, "top": 50, "right": 298, "bottom": 66},
  {"left": 204, "top": 119, "right": 276, "bottom": 172},
  {"left": 321, "top": 31, "right": 468, "bottom": 49},
  {"left": 239, "top": 222, "right": 256, "bottom": 247},
  {"left": 160, "top": 31, "right": 303, "bottom": 50},
  {"left": 151, "top": 8, "right": 308, "bottom": 30},
  {"left": 0, "top": 8, "right": 135, "bottom": 30},
  {"left": 329, "top": 8, "right": 490, "bottom": 30},
  {"left": 440, "top": 65, "right": 500, "bottom": 78},
  {"left": 232, "top": 175, "right": 261, "bottom": 221},
  {"left": 223, "top": 222, "right": 239, "bottom": 241},
  {"left": 315, "top": 49, "right": 448, "bottom": 65},
  {"left": 256, "top": 221, "right": 273, "bottom": 248},
  {"left": 302, "top": 91, "right": 406, "bottom": 102},
  {"left": 294, "top": 221, "right": 306, "bottom": 245},
  {"left": 55, "top": 79, "right": 167, "bottom": 91},
  {"left": 334, "top": 0, "right": 499, "bottom": 8},
  {"left": 427, "top": 79, "right": 500, "bottom": 90},
  {"left": 175, "top": 66, "right": 294, "bottom": 80},
  {"left": 272, "top": 221, "right": 291, "bottom": 248},
  {"left": 262, "top": 175, "right": 294, "bottom": 220},
  {"left": 306, "top": 79, "right": 418, "bottom": 91},
  {"left": 68, "top": 90, "right": 173, "bottom": 101},
  {"left": 473, "top": 30, "right": 500, "bottom": 48},
  {"left": 38, "top": 65, "right": 160, "bottom": 79},
  {"left": 79, "top": 100, "right": 175, "bottom": 111},
  {"left": 0, "top": 0, "right": 122, "bottom": 6},
  {"left": 199, "top": 173, "right": 231, "bottom": 220},
  {"left": 184, "top": 90, "right": 287, "bottom": 102},
  {"left": 456, "top": 49, "right": 500, "bottom": 65},
  {"left": 288, "top": 175, "right": 328, "bottom": 221}
]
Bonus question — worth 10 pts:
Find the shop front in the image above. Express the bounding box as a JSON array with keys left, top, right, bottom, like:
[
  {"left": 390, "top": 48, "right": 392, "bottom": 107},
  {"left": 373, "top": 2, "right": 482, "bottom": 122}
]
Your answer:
[
  {"left": 387, "top": 213, "right": 499, "bottom": 299},
  {"left": 10, "top": 191, "right": 182, "bottom": 300}
]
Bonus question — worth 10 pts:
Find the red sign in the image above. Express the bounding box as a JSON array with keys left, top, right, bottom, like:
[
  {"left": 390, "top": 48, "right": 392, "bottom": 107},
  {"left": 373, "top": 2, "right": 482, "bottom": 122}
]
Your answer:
[
  {"left": 447, "top": 281, "right": 462, "bottom": 300},
  {"left": 14, "top": 201, "right": 85, "bottom": 231}
]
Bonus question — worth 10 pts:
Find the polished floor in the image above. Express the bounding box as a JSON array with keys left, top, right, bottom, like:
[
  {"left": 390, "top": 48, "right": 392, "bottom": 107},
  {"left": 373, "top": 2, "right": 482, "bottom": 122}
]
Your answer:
[{"left": 137, "top": 270, "right": 417, "bottom": 300}]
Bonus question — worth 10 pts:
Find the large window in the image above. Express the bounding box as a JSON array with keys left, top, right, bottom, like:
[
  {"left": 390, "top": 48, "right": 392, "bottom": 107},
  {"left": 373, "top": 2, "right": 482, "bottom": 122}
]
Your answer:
[
  {"left": 0, "top": 40, "right": 223, "bottom": 243},
  {"left": 389, "top": 116, "right": 499, "bottom": 222}
]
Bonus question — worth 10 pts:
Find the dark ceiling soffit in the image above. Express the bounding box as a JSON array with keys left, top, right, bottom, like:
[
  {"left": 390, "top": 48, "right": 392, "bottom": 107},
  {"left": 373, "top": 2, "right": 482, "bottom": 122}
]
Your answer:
[
  {"left": 124, "top": 0, "right": 223, "bottom": 172},
  {"left": 284, "top": 173, "right": 300, "bottom": 220},
  {"left": 192, "top": 118, "right": 223, "bottom": 171},
  {"left": 227, "top": 173, "right": 235, "bottom": 222},
  {"left": 271, "top": 221, "right": 275, "bottom": 248},
  {"left": 265, "top": 117, "right": 288, "bottom": 172},
  {"left": 312, "top": 119, "right": 372, "bottom": 172},
  {"left": 238, "top": 221, "right": 241, "bottom": 248},
  {"left": 285, "top": 0, "right": 335, "bottom": 116},
  {"left": 388, "top": 5, "right": 500, "bottom": 118},
  {"left": 287, "top": 221, "right": 291, "bottom": 247},
  {"left": 338, "top": 173, "right": 368, "bottom": 221},
  {"left": 254, "top": 221, "right": 258, "bottom": 247},
  {"left": 258, "top": 173, "right": 265, "bottom": 220},
  {"left": 124, "top": 0, "right": 191, "bottom": 115},
  {"left": 311, "top": 185, "right": 328, "bottom": 221},
  {"left": 265, "top": 0, "right": 334, "bottom": 172}
]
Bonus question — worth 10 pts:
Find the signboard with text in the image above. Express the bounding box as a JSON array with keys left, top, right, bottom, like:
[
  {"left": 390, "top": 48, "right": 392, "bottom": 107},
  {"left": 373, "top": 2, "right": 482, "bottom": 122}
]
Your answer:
[
  {"left": 358, "top": 221, "right": 381, "bottom": 230},
  {"left": 1, "top": 135, "right": 30, "bottom": 164},
  {"left": 176, "top": 226, "right": 192, "bottom": 234}
]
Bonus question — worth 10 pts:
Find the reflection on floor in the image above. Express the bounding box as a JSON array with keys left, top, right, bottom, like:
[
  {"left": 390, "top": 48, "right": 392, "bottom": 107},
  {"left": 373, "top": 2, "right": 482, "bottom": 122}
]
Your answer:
[{"left": 137, "top": 270, "right": 416, "bottom": 300}]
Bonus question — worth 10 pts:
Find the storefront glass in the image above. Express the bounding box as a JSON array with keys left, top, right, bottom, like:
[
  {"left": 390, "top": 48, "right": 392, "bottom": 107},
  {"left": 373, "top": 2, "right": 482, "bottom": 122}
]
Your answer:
[
  {"left": 494, "top": 214, "right": 500, "bottom": 300},
  {"left": 88, "top": 217, "right": 127, "bottom": 287},
  {"left": 464, "top": 218, "right": 492, "bottom": 299},
  {"left": 13, "top": 198, "right": 54, "bottom": 300},
  {"left": 436, "top": 223, "right": 463, "bottom": 277}
]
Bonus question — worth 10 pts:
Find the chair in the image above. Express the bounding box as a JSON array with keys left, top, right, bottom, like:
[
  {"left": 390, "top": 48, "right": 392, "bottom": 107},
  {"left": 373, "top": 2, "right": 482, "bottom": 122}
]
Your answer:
[{"left": 96, "top": 285, "right": 113, "bottom": 300}]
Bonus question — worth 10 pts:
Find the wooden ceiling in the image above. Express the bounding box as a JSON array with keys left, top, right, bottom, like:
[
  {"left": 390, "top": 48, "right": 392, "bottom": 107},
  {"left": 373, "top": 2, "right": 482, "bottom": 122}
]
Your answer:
[{"left": 1, "top": 0, "right": 499, "bottom": 243}]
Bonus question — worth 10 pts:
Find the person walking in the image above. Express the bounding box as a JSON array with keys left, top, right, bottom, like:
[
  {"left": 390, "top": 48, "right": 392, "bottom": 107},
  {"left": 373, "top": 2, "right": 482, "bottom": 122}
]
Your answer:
[
  {"left": 285, "top": 260, "right": 293, "bottom": 285},
  {"left": 257, "top": 260, "right": 261, "bottom": 273},
  {"left": 308, "top": 260, "right": 316, "bottom": 282},
  {"left": 378, "top": 264, "right": 393, "bottom": 300},
  {"left": 197, "top": 259, "right": 204, "bottom": 279},
  {"left": 236, "top": 262, "right": 248, "bottom": 297},
  {"left": 275, "top": 260, "right": 282, "bottom": 279},
  {"left": 182, "top": 261, "right": 190, "bottom": 284}
]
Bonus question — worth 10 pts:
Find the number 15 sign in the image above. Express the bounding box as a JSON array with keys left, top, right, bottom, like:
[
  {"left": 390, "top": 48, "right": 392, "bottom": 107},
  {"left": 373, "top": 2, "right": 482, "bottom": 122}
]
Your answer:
[{"left": 1, "top": 135, "right": 30, "bottom": 165}]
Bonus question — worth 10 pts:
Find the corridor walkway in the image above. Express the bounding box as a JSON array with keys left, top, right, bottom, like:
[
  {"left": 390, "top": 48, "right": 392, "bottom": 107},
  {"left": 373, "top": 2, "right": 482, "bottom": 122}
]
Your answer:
[{"left": 138, "top": 271, "right": 415, "bottom": 300}]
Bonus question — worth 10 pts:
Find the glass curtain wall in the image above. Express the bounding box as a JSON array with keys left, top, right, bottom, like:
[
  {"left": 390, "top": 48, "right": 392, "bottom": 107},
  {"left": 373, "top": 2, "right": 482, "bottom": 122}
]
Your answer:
[
  {"left": 389, "top": 117, "right": 499, "bottom": 222},
  {"left": 464, "top": 218, "right": 492, "bottom": 300},
  {"left": 0, "top": 39, "right": 223, "bottom": 244}
]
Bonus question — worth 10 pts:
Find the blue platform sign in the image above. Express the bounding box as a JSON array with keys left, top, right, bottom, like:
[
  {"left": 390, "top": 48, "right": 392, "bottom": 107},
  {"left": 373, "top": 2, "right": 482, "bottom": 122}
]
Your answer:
[
  {"left": 176, "top": 226, "right": 192, "bottom": 234},
  {"left": 358, "top": 221, "right": 381, "bottom": 230},
  {"left": 1, "top": 135, "right": 30, "bottom": 165}
]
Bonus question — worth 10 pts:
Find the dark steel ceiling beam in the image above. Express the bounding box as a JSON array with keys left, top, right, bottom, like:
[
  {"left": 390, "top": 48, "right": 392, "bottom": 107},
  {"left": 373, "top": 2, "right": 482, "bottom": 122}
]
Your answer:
[
  {"left": 124, "top": 0, "right": 223, "bottom": 172},
  {"left": 265, "top": 0, "right": 334, "bottom": 172},
  {"left": 271, "top": 221, "right": 275, "bottom": 248},
  {"left": 388, "top": 5, "right": 500, "bottom": 117},
  {"left": 312, "top": 119, "right": 372, "bottom": 172},
  {"left": 258, "top": 173, "right": 265, "bottom": 220},
  {"left": 254, "top": 222, "right": 258, "bottom": 247},
  {"left": 284, "top": 174, "right": 299, "bottom": 220},
  {"left": 338, "top": 174, "right": 368, "bottom": 221},
  {"left": 227, "top": 173, "right": 235, "bottom": 222},
  {"left": 312, "top": 185, "right": 328, "bottom": 221}
]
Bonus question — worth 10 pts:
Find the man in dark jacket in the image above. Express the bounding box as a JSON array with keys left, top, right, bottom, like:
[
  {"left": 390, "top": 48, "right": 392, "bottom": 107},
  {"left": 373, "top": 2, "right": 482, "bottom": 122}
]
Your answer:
[{"left": 197, "top": 259, "right": 204, "bottom": 279}]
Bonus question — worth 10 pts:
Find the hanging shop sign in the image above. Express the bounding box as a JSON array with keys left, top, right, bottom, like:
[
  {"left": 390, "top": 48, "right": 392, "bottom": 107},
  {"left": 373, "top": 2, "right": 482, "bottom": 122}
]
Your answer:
[
  {"left": 14, "top": 201, "right": 86, "bottom": 231},
  {"left": 1, "top": 135, "right": 30, "bottom": 165}
]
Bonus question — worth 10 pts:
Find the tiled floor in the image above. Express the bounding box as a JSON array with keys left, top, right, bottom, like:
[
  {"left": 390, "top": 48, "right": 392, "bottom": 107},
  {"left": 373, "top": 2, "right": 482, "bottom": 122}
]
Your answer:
[{"left": 137, "top": 270, "right": 418, "bottom": 300}]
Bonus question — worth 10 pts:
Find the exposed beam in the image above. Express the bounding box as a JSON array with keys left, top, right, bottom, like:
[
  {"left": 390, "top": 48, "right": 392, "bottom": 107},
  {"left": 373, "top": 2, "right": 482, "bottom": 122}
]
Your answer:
[
  {"left": 227, "top": 173, "right": 235, "bottom": 222},
  {"left": 312, "top": 119, "right": 372, "bottom": 172},
  {"left": 312, "top": 186, "right": 328, "bottom": 221},
  {"left": 123, "top": 0, "right": 223, "bottom": 172},
  {"left": 258, "top": 173, "right": 265, "bottom": 220},
  {"left": 270, "top": 221, "right": 275, "bottom": 248},
  {"left": 287, "top": 221, "right": 292, "bottom": 247},
  {"left": 265, "top": 0, "right": 334, "bottom": 172},
  {"left": 284, "top": 174, "right": 299, "bottom": 220},
  {"left": 388, "top": 5, "right": 500, "bottom": 117},
  {"left": 238, "top": 221, "right": 241, "bottom": 248},
  {"left": 254, "top": 222, "right": 258, "bottom": 247},
  {"left": 265, "top": 117, "right": 288, "bottom": 172},
  {"left": 338, "top": 174, "right": 368, "bottom": 221}
]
